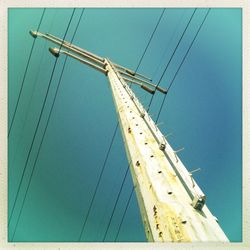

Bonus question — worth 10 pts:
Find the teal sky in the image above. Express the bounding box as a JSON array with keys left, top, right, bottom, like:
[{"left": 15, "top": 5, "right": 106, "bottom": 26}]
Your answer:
[{"left": 8, "top": 8, "right": 242, "bottom": 242}]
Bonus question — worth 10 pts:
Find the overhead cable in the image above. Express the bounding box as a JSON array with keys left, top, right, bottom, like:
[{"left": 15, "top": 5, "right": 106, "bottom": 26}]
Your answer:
[
  {"left": 9, "top": 10, "right": 64, "bottom": 167},
  {"left": 9, "top": 9, "right": 76, "bottom": 238},
  {"left": 114, "top": 185, "right": 135, "bottom": 241},
  {"left": 156, "top": 9, "right": 211, "bottom": 123},
  {"left": 135, "top": 8, "right": 166, "bottom": 73},
  {"left": 10, "top": 9, "right": 85, "bottom": 241},
  {"left": 151, "top": 9, "right": 186, "bottom": 80},
  {"left": 102, "top": 165, "right": 130, "bottom": 241},
  {"left": 8, "top": 8, "right": 46, "bottom": 137},
  {"left": 78, "top": 123, "right": 119, "bottom": 241},
  {"left": 147, "top": 8, "right": 197, "bottom": 110}
]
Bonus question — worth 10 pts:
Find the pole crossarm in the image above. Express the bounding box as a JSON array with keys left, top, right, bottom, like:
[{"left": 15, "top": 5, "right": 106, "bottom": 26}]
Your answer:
[
  {"left": 30, "top": 30, "right": 105, "bottom": 66},
  {"left": 30, "top": 30, "right": 165, "bottom": 95},
  {"left": 30, "top": 30, "right": 229, "bottom": 242}
]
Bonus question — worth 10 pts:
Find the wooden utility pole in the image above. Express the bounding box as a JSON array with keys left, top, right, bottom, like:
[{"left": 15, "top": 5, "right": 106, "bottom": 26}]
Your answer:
[{"left": 30, "top": 30, "right": 229, "bottom": 242}]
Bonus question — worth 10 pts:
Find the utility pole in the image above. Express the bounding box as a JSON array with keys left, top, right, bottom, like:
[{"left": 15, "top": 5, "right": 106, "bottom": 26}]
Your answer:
[{"left": 29, "top": 30, "right": 229, "bottom": 242}]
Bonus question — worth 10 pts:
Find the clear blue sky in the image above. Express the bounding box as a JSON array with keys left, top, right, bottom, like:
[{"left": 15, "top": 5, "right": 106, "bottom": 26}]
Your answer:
[{"left": 8, "top": 8, "right": 242, "bottom": 242}]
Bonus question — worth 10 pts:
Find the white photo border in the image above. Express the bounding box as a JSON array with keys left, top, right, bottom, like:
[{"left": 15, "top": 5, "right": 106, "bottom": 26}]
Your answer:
[{"left": 0, "top": 0, "right": 249, "bottom": 249}]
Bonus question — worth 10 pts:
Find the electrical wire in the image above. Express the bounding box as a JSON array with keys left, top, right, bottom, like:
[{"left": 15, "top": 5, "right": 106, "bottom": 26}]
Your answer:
[
  {"left": 9, "top": 11, "right": 58, "bottom": 170},
  {"left": 147, "top": 8, "right": 197, "bottom": 110},
  {"left": 114, "top": 185, "right": 134, "bottom": 241},
  {"left": 8, "top": 8, "right": 46, "bottom": 137},
  {"left": 9, "top": 41, "right": 47, "bottom": 168},
  {"left": 134, "top": 8, "right": 166, "bottom": 73},
  {"left": 156, "top": 8, "right": 211, "bottom": 123},
  {"left": 78, "top": 123, "right": 119, "bottom": 241},
  {"left": 102, "top": 165, "right": 130, "bottom": 241},
  {"left": 151, "top": 9, "right": 186, "bottom": 80},
  {"left": 9, "top": 9, "right": 76, "bottom": 234},
  {"left": 10, "top": 9, "right": 85, "bottom": 241}
]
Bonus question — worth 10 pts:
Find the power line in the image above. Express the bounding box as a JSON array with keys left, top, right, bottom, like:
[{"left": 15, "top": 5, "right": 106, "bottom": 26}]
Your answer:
[
  {"left": 9, "top": 8, "right": 76, "bottom": 231},
  {"left": 114, "top": 185, "right": 134, "bottom": 241},
  {"left": 10, "top": 9, "right": 85, "bottom": 241},
  {"left": 135, "top": 8, "right": 166, "bottom": 73},
  {"left": 8, "top": 8, "right": 46, "bottom": 137},
  {"left": 71, "top": 9, "right": 85, "bottom": 42},
  {"left": 151, "top": 9, "right": 186, "bottom": 80},
  {"left": 156, "top": 8, "right": 211, "bottom": 123},
  {"left": 78, "top": 123, "right": 119, "bottom": 241},
  {"left": 9, "top": 12, "right": 58, "bottom": 170},
  {"left": 9, "top": 41, "right": 47, "bottom": 168},
  {"left": 147, "top": 8, "right": 197, "bottom": 110},
  {"left": 102, "top": 165, "right": 130, "bottom": 241}
]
